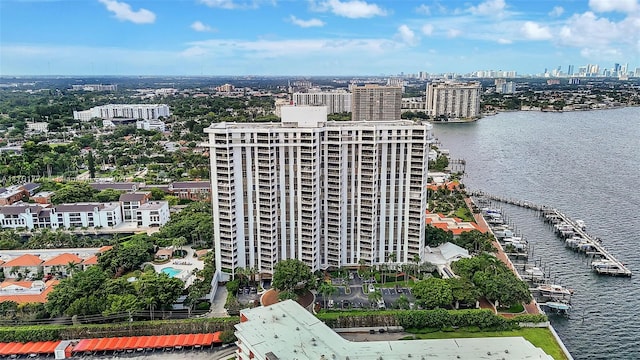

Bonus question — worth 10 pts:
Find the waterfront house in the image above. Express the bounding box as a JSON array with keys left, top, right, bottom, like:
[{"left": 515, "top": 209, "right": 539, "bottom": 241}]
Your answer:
[
  {"left": 42, "top": 253, "right": 83, "bottom": 277},
  {"left": 426, "top": 212, "right": 486, "bottom": 236},
  {"left": 135, "top": 201, "right": 170, "bottom": 227},
  {"left": 168, "top": 181, "right": 211, "bottom": 201},
  {"left": 0, "top": 279, "right": 60, "bottom": 304},
  {"left": 119, "top": 192, "right": 152, "bottom": 222},
  {"left": 0, "top": 254, "right": 44, "bottom": 279}
]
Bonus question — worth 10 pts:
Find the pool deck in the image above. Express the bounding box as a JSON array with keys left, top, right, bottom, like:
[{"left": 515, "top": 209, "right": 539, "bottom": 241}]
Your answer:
[{"left": 148, "top": 246, "right": 205, "bottom": 287}]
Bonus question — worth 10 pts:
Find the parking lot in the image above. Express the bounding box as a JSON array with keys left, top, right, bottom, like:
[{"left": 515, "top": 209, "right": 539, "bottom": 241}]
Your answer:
[
  {"left": 237, "top": 286, "right": 260, "bottom": 305},
  {"left": 317, "top": 271, "right": 415, "bottom": 310}
]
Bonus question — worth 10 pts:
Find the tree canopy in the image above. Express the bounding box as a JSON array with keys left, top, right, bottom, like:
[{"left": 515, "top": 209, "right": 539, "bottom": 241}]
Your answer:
[
  {"left": 272, "top": 259, "right": 315, "bottom": 295},
  {"left": 412, "top": 277, "right": 453, "bottom": 309}
]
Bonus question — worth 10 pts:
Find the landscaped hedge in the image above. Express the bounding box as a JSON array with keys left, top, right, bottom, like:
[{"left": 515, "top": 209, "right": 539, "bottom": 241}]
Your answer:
[
  {"left": 0, "top": 326, "right": 64, "bottom": 343},
  {"left": 0, "top": 317, "right": 240, "bottom": 343},
  {"left": 316, "top": 308, "right": 546, "bottom": 331},
  {"left": 509, "top": 314, "right": 548, "bottom": 324},
  {"left": 397, "top": 308, "right": 510, "bottom": 330}
]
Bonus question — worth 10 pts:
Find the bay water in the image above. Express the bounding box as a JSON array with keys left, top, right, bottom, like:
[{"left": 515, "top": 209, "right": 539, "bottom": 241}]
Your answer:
[{"left": 432, "top": 107, "right": 640, "bottom": 360}]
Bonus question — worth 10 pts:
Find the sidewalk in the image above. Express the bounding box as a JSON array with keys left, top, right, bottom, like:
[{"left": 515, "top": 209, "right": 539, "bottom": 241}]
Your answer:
[{"left": 466, "top": 197, "right": 540, "bottom": 315}]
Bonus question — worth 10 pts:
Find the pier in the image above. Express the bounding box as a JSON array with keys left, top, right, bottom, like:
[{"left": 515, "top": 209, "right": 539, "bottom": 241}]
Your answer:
[{"left": 472, "top": 191, "right": 632, "bottom": 277}]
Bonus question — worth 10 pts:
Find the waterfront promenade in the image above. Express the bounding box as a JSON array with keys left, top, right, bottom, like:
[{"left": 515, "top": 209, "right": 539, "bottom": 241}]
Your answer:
[{"left": 465, "top": 197, "right": 540, "bottom": 316}]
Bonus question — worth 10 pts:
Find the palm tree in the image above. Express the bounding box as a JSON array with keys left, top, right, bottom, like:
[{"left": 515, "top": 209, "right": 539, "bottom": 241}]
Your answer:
[
  {"left": 318, "top": 281, "right": 337, "bottom": 308},
  {"left": 247, "top": 267, "right": 258, "bottom": 286},
  {"left": 368, "top": 290, "right": 382, "bottom": 307},
  {"left": 412, "top": 254, "right": 421, "bottom": 280},
  {"left": 65, "top": 261, "right": 79, "bottom": 277},
  {"left": 358, "top": 258, "right": 366, "bottom": 276},
  {"left": 388, "top": 252, "right": 397, "bottom": 271}
]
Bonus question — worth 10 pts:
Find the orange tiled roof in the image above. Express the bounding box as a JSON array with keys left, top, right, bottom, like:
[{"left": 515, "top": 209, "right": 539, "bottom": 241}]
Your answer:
[
  {"left": 0, "top": 280, "right": 59, "bottom": 304},
  {"left": 427, "top": 181, "right": 460, "bottom": 191},
  {"left": 1, "top": 254, "right": 43, "bottom": 267},
  {"left": 0, "top": 280, "right": 33, "bottom": 289},
  {"left": 0, "top": 259, "right": 4, "bottom": 266},
  {"left": 82, "top": 255, "right": 98, "bottom": 265},
  {"left": 98, "top": 245, "right": 113, "bottom": 253},
  {"left": 42, "top": 253, "right": 83, "bottom": 267},
  {"left": 426, "top": 212, "right": 487, "bottom": 234}
]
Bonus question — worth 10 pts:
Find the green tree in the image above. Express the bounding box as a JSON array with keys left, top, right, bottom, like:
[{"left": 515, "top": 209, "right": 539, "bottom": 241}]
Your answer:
[
  {"left": 425, "top": 225, "right": 454, "bottom": 247},
  {"left": 272, "top": 259, "right": 315, "bottom": 295},
  {"left": 395, "top": 294, "right": 410, "bottom": 310},
  {"left": 94, "top": 188, "right": 123, "bottom": 202},
  {"left": 103, "top": 294, "right": 143, "bottom": 316},
  {"left": 45, "top": 266, "right": 108, "bottom": 317},
  {"left": 446, "top": 277, "right": 479, "bottom": 309},
  {"left": 412, "top": 277, "right": 453, "bottom": 309},
  {"left": 367, "top": 289, "right": 382, "bottom": 305},
  {"left": 87, "top": 150, "right": 96, "bottom": 179},
  {"left": 317, "top": 281, "right": 337, "bottom": 308},
  {"left": 51, "top": 182, "right": 96, "bottom": 204},
  {"left": 98, "top": 237, "right": 154, "bottom": 276},
  {"left": 136, "top": 272, "right": 184, "bottom": 311}
]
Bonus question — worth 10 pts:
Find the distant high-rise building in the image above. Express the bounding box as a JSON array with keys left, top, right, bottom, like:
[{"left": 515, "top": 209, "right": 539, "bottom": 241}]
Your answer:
[
  {"left": 425, "top": 81, "right": 482, "bottom": 119},
  {"left": 568, "top": 65, "right": 574, "bottom": 76},
  {"left": 205, "top": 106, "right": 432, "bottom": 277},
  {"left": 70, "top": 84, "right": 117, "bottom": 91},
  {"left": 634, "top": 67, "right": 640, "bottom": 77},
  {"left": 293, "top": 90, "right": 352, "bottom": 114},
  {"left": 351, "top": 84, "right": 402, "bottom": 121},
  {"left": 73, "top": 104, "right": 170, "bottom": 122}
]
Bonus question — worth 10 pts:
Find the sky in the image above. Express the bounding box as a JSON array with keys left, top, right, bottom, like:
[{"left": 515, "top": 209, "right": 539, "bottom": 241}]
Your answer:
[{"left": 1, "top": 0, "right": 639, "bottom": 76}]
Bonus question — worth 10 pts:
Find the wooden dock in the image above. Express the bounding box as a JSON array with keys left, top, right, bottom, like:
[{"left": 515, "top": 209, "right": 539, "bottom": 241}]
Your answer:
[{"left": 472, "top": 192, "right": 632, "bottom": 277}]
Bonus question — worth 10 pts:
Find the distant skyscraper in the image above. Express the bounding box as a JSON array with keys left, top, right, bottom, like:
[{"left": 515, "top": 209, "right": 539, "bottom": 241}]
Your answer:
[
  {"left": 351, "top": 84, "right": 402, "bottom": 121},
  {"left": 293, "top": 90, "right": 352, "bottom": 114},
  {"left": 425, "top": 81, "right": 482, "bottom": 119},
  {"left": 568, "top": 65, "right": 574, "bottom": 76}
]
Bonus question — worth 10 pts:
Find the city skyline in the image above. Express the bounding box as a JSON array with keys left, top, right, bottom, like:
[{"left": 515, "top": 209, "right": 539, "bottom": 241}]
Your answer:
[{"left": 1, "top": 0, "right": 639, "bottom": 76}]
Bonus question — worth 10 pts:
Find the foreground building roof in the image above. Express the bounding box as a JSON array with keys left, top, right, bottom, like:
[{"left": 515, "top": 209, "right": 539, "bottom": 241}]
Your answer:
[{"left": 235, "top": 300, "right": 553, "bottom": 360}]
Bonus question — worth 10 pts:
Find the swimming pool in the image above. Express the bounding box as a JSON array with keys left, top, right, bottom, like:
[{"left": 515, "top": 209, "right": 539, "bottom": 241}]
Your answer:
[{"left": 161, "top": 267, "right": 182, "bottom": 278}]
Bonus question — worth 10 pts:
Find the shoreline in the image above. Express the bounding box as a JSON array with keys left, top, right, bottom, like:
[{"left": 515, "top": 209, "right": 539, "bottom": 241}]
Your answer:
[{"left": 481, "top": 103, "right": 639, "bottom": 117}]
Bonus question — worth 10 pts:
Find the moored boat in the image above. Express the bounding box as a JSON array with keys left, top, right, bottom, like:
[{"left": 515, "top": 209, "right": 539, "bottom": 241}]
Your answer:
[{"left": 537, "top": 284, "right": 574, "bottom": 297}]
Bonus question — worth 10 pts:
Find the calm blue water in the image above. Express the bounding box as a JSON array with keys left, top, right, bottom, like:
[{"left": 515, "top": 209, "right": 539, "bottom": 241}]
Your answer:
[
  {"left": 161, "top": 267, "right": 181, "bottom": 278},
  {"left": 432, "top": 107, "right": 640, "bottom": 360}
]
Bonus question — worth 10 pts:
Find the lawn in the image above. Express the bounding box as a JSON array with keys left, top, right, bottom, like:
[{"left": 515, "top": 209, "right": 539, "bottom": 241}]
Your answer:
[
  {"left": 454, "top": 207, "right": 475, "bottom": 222},
  {"left": 404, "top": 327, "right": 568, "bottom": 360}
]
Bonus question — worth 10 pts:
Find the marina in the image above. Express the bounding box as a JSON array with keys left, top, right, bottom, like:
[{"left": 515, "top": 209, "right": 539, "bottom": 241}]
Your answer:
[
  {"left": 432, "top": 108, "right": 640, "bottom": 359},
  {"left": 472, "top": 192, "right": 632, "bottom": 277}
]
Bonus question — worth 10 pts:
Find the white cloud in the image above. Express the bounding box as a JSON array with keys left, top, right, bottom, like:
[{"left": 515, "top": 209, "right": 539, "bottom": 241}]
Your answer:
[
  {"left": 468, "top": 0, "right": 506, "bottom": 16},
  {"left": 588, "top": 0, "right": 638, "bottom": 13},
  {"left": 447, "top": 29, "right": 461, "bottom": 38},
  {"left": 289, "top": 15, "right": 325, "bottom": 28},
  {"left": 521, "top": 21, "right": 552, "bottom": 40},
  {"left": 415, "top": 4, "right": 430, "bottom": 15},
  {"left": 561, "top": 12, "right": 639, "bottom": 48},
  {"left": 198, "top": 0, "right": 273, "bottom": 9},
  {"left": 98, "top": 0, "right": 155, "bottom": 24},
  {"left": 396, "top": 25, "right": 418, "bottom": 46},
  {"left": 316, "top": 0, "right": 387, "bottom": 19},
  {"left": 421, "top": 24, "right": 434, "bottom": 36},
  {"left": 198, "top": 0, "right": 238, "bottom": 9},
  {"left": 497, "top": 38, "right": 512, "bottom": 44},
  {"left": 549, "top": 6, "right": 564, "bottom": 17},
  {"left": 183, "top": 38, "right": 400, "bottom": 59},
  {"left": 191, "top": 21, "right": 214, "bottom": 32}
]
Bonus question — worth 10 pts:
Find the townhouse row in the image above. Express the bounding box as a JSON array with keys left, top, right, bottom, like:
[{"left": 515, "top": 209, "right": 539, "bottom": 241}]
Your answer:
[{"left": 0, "top": 192, "right": 170, "bottom": 231}]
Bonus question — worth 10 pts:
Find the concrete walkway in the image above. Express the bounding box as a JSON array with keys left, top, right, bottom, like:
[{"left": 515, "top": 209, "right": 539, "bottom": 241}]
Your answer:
[{"left": 209, "top": 286, "right": 229, "bottom": 318}]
